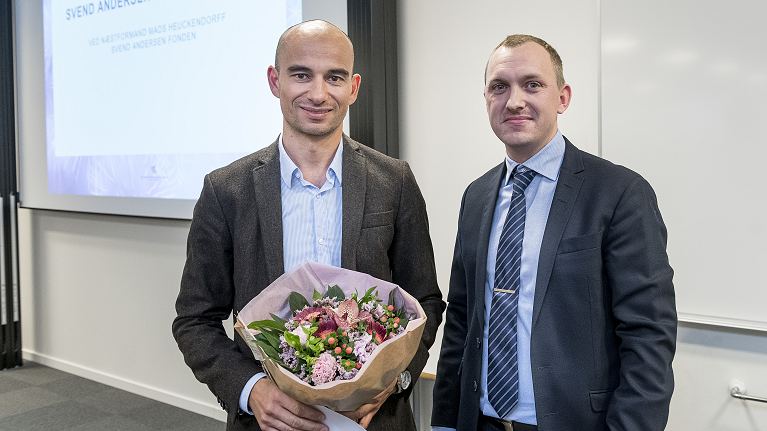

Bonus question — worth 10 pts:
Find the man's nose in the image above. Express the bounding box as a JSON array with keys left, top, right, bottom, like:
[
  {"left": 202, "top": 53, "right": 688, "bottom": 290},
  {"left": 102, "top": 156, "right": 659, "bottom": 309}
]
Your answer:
[
  {"left": 307, "top": 79, "right": 327, "bottom": 103},
  {"left": 505, "top": 86, "right": 524, "bottom": 111}
]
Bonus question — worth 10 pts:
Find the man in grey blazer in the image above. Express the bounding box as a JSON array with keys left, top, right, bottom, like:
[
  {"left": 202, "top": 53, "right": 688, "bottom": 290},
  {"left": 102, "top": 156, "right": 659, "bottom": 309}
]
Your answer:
[
  {"left": 431, "top": 35, "right": 676, "bottom": 430},
  {"left": 173, "top": 21, "right": 444, "bottom": 431}
]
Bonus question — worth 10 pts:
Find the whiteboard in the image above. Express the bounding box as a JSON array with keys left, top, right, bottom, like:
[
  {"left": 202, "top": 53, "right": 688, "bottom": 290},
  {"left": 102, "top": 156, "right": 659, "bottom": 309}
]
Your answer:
[{"left": 601, "top": 0, "right": 767, "bottom": 331}]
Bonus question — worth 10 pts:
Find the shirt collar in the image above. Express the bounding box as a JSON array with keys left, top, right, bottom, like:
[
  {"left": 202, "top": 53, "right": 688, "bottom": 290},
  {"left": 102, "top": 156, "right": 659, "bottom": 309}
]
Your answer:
[
  {"left": 278, "top": 135, "right": 344, "bottom": 189},
  {"left": 504, "top": 129, "right": 565, "bottom": 185}
]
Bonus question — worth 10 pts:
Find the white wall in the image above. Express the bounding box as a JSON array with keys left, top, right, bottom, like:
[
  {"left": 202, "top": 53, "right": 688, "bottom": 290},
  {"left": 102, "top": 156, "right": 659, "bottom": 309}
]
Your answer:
[
  {"left": 15, "top": 0, "right": 767, "bottom": 428},
  {"left": 18, "top": 209, "right": 228, "bottom": 420}
]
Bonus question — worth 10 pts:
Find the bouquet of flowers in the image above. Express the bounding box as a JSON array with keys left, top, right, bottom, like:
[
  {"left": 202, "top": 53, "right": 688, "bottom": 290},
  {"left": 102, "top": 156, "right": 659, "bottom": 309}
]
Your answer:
[
  {"left": 235, "top": 261, "right": 426, "bottom": 411},
  {"left": 247, "top": 286, "right": 414, "bottom": 386}
]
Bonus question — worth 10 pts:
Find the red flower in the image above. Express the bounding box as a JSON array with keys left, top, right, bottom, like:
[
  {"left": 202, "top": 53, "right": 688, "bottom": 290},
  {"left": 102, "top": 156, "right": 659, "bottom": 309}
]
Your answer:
[
  {"left": 313, "top": 318, "right": 339, "bottom": 339},
  {"left": 367, "top": 321, "right": 388, "bottom": 344}
]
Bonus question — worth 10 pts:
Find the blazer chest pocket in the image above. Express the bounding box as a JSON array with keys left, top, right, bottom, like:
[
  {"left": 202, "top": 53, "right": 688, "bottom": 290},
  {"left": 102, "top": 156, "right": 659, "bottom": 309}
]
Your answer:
[
  {"left": 361, "top": 210, "right": 394, "bottom": 229},
  {"left": 557, "top": 230, "right": 603, "bottom": 255},
  {"left": 589, "top": 389, "right": 614, "bottom": 412}
]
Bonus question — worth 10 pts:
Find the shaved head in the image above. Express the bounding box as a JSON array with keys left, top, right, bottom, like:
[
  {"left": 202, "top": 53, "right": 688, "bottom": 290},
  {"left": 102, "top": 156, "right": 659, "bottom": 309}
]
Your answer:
[
  {"left": 266, "top": 19, "right": 360, "bottom": 144},
  {"left": 274, "top": 20, "right": 354, "bottom": 73}
]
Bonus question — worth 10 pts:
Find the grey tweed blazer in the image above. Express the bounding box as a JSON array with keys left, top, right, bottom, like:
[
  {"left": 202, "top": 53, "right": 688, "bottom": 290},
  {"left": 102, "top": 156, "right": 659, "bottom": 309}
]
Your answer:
[{"left": 173, "top": 135, "right": 445, "bottom": 431}]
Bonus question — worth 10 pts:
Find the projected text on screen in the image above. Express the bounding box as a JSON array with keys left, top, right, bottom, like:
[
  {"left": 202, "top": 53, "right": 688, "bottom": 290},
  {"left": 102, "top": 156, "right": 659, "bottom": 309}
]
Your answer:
[{"left": 45, "top": 0, "right": 301, "bottom": 199}]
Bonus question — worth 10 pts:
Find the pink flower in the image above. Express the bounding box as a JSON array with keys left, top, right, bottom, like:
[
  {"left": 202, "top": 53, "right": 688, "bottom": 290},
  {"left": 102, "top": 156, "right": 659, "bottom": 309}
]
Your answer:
[
  {"left": 294, "top": 306, "right": 324, "bottom": 324},
  {"left": 312, "top": 352, "right": 337, "bottom": 385},
  {"left": 333, "top": 299, "right": 361, "bottom": 330}
]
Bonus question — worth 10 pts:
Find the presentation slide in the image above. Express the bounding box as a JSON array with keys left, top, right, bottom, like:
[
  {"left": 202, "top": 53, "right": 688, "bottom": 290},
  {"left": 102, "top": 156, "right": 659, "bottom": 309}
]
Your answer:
[{"left": 44, "top": 0, "right": 301, "bottom": 200}]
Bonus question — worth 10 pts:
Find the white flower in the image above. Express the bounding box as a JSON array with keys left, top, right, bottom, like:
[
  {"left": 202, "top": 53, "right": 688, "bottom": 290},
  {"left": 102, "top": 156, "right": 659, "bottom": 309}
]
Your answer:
[{"left": 291, "top": 324, "right": 310, "bottom": 348}]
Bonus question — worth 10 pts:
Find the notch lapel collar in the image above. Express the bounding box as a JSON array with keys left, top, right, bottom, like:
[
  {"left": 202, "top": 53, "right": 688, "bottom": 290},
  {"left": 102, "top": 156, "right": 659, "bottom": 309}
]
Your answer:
[
  {"left": 251, "top": 141, "right": 285, "bottom": 283},
  {"left": 341, "top": 135, "right": 366, "bottom": 270},
  {"left": 532, "top": 138, "right": 584, "bottom": 328},
  {"left": 474, "top": 162, "right": 506, "bottom": 328}
]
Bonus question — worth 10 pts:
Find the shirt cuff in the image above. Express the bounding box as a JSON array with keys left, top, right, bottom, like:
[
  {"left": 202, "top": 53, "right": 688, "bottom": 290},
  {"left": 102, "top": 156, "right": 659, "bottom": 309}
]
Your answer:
[
  {"left": 431, "top": 427, "right": 457, "bottom": 431},
  {"left": 239, "top": 373, "right": 267, "bottom": 415}
]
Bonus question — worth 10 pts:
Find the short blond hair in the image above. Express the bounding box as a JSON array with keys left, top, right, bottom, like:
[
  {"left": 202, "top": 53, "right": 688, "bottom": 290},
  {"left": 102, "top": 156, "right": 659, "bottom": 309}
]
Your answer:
[{"left": 486, "top": 34, "right": 565, "bottom": 89}]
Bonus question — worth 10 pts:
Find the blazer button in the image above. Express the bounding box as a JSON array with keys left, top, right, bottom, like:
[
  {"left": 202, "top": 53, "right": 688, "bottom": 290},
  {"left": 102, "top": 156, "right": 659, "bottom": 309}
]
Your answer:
[
  {"left": 476, "top": 337, "right": 481, "bottom": 348},
  {"left": 473, "top": 381, "right": 478, "bottom": 392}
]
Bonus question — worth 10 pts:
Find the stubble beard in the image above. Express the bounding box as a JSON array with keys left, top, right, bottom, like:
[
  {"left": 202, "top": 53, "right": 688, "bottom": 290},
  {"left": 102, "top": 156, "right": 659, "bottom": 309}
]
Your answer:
[{"left": 285, "top": 103, "right": 346, "bottom": 140}]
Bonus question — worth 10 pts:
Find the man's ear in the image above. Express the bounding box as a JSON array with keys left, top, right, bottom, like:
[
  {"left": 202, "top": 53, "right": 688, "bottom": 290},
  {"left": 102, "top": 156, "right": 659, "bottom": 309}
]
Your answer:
[
  {"left": 347, "top": 74, "right": 361, "bottom": 105},
  {"left": 557, "top": 83, "right": 572, "bottom": 114},
  {"left": 267, "top": 65, "right": 280, "bottom": 98}
]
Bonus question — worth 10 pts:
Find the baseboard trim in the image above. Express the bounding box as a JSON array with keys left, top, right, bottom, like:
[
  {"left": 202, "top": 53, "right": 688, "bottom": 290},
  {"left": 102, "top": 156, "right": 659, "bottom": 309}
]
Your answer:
[{"left": 22, "top": 349, "right": 227, "bottom": 422}]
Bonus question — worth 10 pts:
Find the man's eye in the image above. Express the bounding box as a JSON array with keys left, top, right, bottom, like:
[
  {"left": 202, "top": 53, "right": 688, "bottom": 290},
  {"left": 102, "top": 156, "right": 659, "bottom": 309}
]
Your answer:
[
  {"left": 493, "top": 84, "right": 507, "bottom": 91},
  {"left": 294, "top": 73, "right": 308, "bottom": 80},
  {"left": 527, "top": 82, "right": 541, "bottom": 89},
  {"left": 329, "top": 76, "right": 342, "bottom": 82}
]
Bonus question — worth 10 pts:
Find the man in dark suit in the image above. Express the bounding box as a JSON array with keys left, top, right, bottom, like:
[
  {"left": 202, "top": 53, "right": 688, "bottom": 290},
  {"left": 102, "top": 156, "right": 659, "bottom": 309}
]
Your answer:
[
  {"left": 172, "top": 20, "right": 444, "bottom": 431},
  {"left": 431, "top": 35, "right": 676, "bottom": 431}
]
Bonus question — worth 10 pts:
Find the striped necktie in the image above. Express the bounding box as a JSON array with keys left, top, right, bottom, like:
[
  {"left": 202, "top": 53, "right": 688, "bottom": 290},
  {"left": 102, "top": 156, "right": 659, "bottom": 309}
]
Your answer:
[{"left": 487, "top": 166, "right": 536, "bottom": 419}]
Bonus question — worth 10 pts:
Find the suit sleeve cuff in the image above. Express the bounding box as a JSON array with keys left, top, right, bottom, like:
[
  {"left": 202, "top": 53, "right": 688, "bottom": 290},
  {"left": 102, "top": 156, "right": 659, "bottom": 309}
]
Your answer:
[{"left": 239, "top": 373, "right": 267, "bottom": 415}]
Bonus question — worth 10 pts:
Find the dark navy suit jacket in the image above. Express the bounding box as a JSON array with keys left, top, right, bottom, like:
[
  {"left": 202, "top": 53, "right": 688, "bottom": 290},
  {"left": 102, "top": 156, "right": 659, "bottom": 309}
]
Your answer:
[{"left": 432, "top": 138, "right": 676, "bottom": 430}]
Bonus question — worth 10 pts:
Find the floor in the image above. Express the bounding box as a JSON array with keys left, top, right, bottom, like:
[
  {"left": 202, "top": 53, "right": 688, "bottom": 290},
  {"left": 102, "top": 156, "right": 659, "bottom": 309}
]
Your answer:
[{"left": 0, "top": 361, "right": 224, "bottom": 431}]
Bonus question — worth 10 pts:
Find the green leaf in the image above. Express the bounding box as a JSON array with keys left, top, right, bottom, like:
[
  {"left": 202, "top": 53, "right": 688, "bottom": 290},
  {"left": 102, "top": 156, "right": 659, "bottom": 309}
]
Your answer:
[
  {"left": 284, "top": 331, "right": 302, "bottom": 350},
  {"left": 254, "top": 339, "right": 281, "bottom": 361},
  {"left": 248, "top": 319, "right": 286, "bottom": 332},
  {"left": 269, "top": 313, "right": 288, "bottom": 329},
  {"left": 388, "top": 289, "right": 397, "bottom": 306},
  {"left": 362, "top": 286, "right": 377, "bottom": 302},
  {"left": 313, "top": 289, "right": 323, "bottom": 302},
  {"left": 324, "top": 285, "right": 345, "bottom": 301},
  {"left": 254, "top": 332, "right": 269, "bottom": 345},
  {"left": 289, "top": 292, "right": 311, "bottom": 313},
  {"left": 260, "top": 342, "right": 282, "bottom": 360},
  {"left": 260, "top": 328, "right": 283, "bottom": 349},
  {"left": 307, "top": 337, "right": 324, "bottom": 353}
]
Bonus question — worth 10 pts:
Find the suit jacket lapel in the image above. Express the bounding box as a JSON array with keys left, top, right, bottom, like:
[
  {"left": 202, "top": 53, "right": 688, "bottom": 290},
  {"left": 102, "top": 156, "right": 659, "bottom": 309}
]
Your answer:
[
  {"left": 251, "top": 140, "right": 285, "bottom": 283},
  {"left": 532, "top": 138, "right": 585, "bottom": 328},
  {"left": 475, "top": 162, "right": 506, "bottom": 328},
  {"left": 341, "top": 135, "right": 366, "bottom": 271}
]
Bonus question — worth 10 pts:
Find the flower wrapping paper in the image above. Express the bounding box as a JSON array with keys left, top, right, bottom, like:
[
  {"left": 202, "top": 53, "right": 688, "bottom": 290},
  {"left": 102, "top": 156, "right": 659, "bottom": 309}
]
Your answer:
[{"left": 234, "top": 260, "right": 426, "bottom": 411}]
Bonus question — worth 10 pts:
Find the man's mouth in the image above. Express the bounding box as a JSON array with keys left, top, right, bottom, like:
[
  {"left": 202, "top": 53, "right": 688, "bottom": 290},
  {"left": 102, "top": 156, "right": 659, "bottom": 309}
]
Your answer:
[
  {"left": 301, "top": 106, "right": 332, "bottom": 118},
  {"left": 504, "top": 115, "right": 532, "bottom": 125}
]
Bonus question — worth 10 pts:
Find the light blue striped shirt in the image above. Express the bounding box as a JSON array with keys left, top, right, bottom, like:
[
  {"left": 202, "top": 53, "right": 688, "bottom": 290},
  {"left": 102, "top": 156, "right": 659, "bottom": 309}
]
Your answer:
[
  {"left": 239, "top": 136, "right": 344, "bottom": 414},
  {"left": 433, "top": 130, "right": 564, "bottom": 431},
  {"left": 279, "top": 138, "right": 344, "bottom": 272}
]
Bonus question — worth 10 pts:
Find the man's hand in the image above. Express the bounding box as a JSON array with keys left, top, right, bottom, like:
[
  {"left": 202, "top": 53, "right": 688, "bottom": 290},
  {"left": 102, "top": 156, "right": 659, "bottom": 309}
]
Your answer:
[
  {"left": 250, "top": 378, "right": 328, "bottom": 431},
  {"left": 338, "top": 377, "right": 398, "bottom": 429}
]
